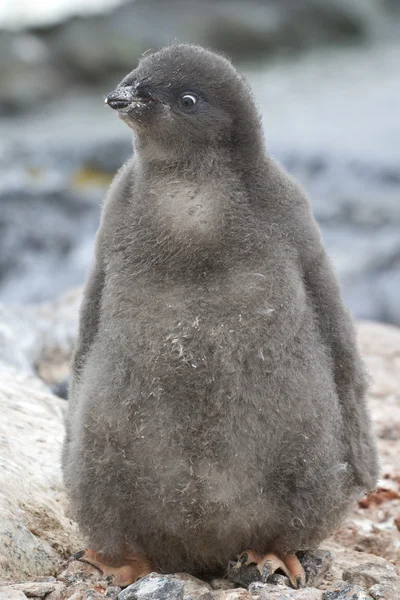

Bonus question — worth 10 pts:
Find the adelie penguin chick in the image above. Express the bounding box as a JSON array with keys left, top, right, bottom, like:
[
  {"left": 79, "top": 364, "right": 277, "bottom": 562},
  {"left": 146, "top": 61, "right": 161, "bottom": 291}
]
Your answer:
[{"left": 62, "top": 44, "right": 379, "bottom": 589}]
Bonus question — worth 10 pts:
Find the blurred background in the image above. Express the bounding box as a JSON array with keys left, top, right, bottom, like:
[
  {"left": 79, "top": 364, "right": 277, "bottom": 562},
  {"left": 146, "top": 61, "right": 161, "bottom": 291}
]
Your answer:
[{"left": 0, "top": 0, "right": 399, "bottom": 324}]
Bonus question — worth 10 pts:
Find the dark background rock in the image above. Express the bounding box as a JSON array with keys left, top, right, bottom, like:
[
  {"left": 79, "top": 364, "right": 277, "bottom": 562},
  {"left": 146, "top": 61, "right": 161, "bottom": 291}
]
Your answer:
[
  {"left": 0, "top": 0, "right": 399, "bottom": 326},
  {"left": 2, "top": 0, "right": 400, "bottom": 116}
]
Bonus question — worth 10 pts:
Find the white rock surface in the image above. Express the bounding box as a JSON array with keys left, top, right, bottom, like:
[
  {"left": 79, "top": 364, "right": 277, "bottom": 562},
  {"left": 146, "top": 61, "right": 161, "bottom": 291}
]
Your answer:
[{"left": 0, "top": 364, "right": 81, "bottom": 581}]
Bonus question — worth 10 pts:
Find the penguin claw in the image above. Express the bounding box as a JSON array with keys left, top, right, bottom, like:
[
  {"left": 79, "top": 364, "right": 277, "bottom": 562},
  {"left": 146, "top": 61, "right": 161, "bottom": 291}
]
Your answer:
[
  {"left": 227, "top": 550, "right": 306, "bottom": 589},
  {"left": 72, "top": 548, "right": 154, "bottom": 587}
]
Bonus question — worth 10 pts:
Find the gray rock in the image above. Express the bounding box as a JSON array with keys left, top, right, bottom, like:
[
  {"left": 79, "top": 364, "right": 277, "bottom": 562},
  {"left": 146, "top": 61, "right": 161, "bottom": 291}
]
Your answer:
[
  {"left": 107, "top": 588, "right": 123, "bottom": 599},
  {"left": 209, "top": 579, "right": 236, "bottom": 591},
  {"left": 0, "top": 287, "right": 80, "bottom": 389},
  {"left": 3, "top": 0, "right": 399, "bottom": 115},
  {"left": 298, "top": 549, "right": 334, "bottom": 587},
  {"left": 369, "top": 580, "right": 400, "bottom": 600},
  {"left": 342, "top": 561, "right": 398, "bottom": 588},
  {"left": 213, "top": 590, "right": 252, "bottom": 600},
  {"left": 0, "top": 361, "right": 81, "bottom": 581},
  {"left": 0, "top": 590, "right": 28, "bottom": 600},
  {"left": 247, "top": 573, "right": 291, "bottom": 591},
  {"left": 322, "top": 580, "right": 373, "bottom": 599},
  {"left": 6, "top": 581, "right": 57, "bottom": 596},
  {"left": 253, "top": 583, "right": 323, "bottom": 599},
  {"left": 51, "top": 375, "right": 69, "bottom": 399},
  {"left": 170, "top": 574, "right": 214, "bottom": 600},
  {"left": 118, "top": 574, "right": 185, "bottom": 600}
]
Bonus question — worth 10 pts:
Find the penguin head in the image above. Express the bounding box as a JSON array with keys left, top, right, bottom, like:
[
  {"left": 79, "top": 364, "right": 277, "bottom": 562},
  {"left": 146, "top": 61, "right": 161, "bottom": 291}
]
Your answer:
[{"left": 105, "top": 44, "right": 262, "bottom": 152}]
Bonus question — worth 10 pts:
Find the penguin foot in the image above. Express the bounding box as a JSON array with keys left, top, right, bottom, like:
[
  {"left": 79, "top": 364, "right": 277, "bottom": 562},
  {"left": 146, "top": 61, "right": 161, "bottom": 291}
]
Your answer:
[
  {"left": 72, "top": 548, "right": 154, "bottom": 587},
  {"left": 227, "top": 549, "right": 306, "bottom": 589}
]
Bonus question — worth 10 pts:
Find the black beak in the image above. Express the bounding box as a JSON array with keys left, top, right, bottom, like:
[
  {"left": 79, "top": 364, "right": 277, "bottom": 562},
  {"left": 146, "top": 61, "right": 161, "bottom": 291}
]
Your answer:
[
  {"left": 105, "top": 86, "right": 135, "bottom": 110},
  {"left": 105, "top": 85, "right": 158, "bottom": 110}
]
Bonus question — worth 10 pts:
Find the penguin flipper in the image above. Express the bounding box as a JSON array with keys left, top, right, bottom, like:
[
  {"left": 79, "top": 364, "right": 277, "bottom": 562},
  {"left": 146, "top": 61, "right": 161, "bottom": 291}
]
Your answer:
[{"left": 298, "top": 227, "right": 379, "bottom": 490}]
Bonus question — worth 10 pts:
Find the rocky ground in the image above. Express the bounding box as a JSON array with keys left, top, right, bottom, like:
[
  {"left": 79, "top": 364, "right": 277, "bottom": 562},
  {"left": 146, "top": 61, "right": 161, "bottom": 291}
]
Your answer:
[{"left": 0, "top": 290, "right": 399, "bottom": 599}]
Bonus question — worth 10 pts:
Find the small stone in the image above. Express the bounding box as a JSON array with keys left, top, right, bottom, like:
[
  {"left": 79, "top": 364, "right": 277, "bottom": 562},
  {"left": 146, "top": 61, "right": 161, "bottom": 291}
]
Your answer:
[
  {"left": 298, "top": 549, "right": 334, "bottom": 587},
  {"left": 342, "top": 561, "right": 398, "bottom": 588},
  {"left": 369, "top": 580, "right": 400, "bottom": 600},
  {"left": 209, "top": 579, "right": 235, "bottom": 591},
  {"left": 248, "top": 581, "right": 267, "bottom": 594},
  {"left": 118, "top": 573, "right": 185, "bottom": 600},
  {"left": 322, "top": 580, "right": 372, "bottom": 600}
]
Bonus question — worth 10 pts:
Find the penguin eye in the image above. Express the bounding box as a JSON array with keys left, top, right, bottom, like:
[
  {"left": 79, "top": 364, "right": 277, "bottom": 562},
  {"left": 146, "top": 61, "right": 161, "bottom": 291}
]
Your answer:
[{"left": 179, "top": 93, "right": 197, "bottom": 109}]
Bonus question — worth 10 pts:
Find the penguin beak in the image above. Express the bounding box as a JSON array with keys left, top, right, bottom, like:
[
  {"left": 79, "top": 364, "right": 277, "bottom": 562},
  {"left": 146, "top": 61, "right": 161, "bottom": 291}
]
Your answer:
[{"left": 105, "top": 86, "right": 157, "bottom": 110}]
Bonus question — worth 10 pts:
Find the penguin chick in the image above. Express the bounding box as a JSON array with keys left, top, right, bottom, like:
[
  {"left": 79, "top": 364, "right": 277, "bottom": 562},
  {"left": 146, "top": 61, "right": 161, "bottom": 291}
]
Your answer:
[{"left": 62, "top": 44, "right": 378, "bottom": 589}]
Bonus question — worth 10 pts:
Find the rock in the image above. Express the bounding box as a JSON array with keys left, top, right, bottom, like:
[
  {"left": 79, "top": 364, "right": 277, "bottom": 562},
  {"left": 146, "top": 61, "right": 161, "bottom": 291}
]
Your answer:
[
  {"left": 57, "top": 581, "right": 108, "bottom": 599},
  {"left": 51, "top": 376, "right": 70, "bottom": 400},
  {"left": 0, "top": 590, "right": 28, "bottom": 600},
  {"left": 342, "top": 561, "right": 399, "bottom": 588},
  {"left": 39, "top": 582, "right": 67, "bottom": 600},
  {"left": 57, "top": 559, "right": 104, "bottom": 585},
  {"left": 255, "top": 573, "right": 291, "bottom": 587},
  {"left": 0, "top": 287, "right": 80, "bottom": 382},
  {"left": 106, "top": 588, "right": 123, "bottom": 599},
  {"left": 171, "top": 573, "right": 213, "bottom": 600},
  {"left": 248, "top": 581, "right": 267, "bottom": 593},
  {"left": 369, "top": 580, "right": 400, "bottom": 600},
  {"left": 2, "top": 0, "right": 398, "bottom": 112},
  {"left": 209, "top": 579, "right": 235, "bottom": 591},
  {"left": 213, "top": 590, "right": 252, "bottom": 600},
  {"left": 118, "top": 573, "right": 185, "bottom": 600},
  {"left": 298, "top": 549, "right": 334, "bottom": 587},
  {"left": 5, "top": 581, "right": 57, "bottom": 596},
  {"left": 247, "top": 583, "right": 323, "bottom": 599},
  {"left": 184, "top": 589, "right": 215, "bottom": 600},
  {"left": 322, "top": 581, "right": 372, "bottom": 599},
  {"left": 0, "top": 363, "right": 81, "bottom": 581},
  {"left": 322, "top": 543, "right": 397, "bottom": 586}
]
